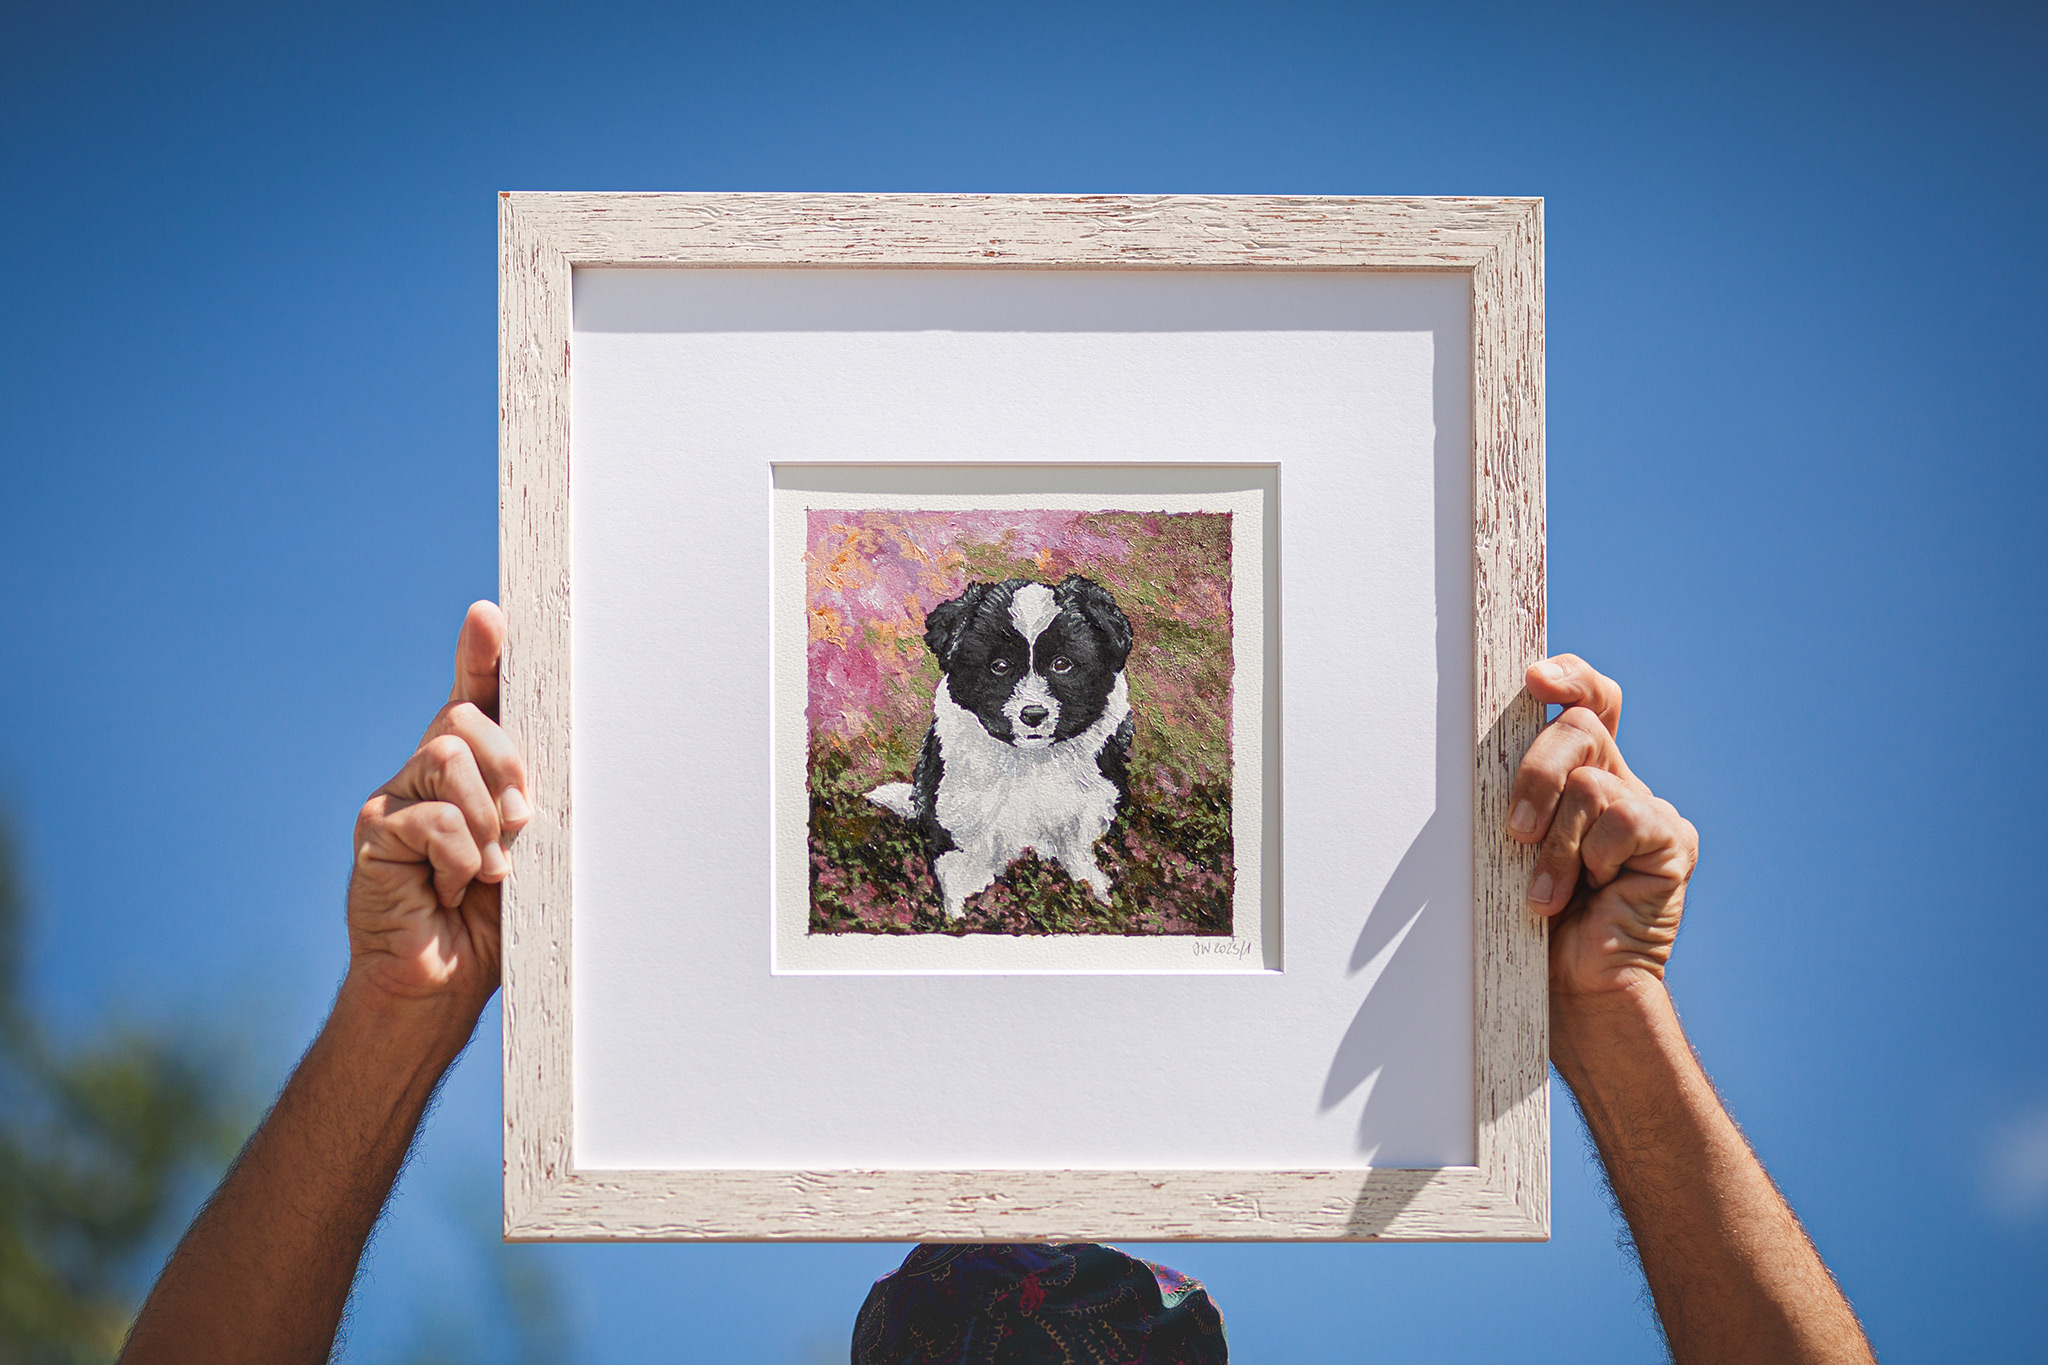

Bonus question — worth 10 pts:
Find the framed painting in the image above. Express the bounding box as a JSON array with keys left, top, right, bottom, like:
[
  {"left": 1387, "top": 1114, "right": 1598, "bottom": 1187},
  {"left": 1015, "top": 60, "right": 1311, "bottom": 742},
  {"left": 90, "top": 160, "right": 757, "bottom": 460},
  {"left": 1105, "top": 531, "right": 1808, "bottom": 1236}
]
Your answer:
[{"left": 499, "top": 193, "right": 1547, "bottom": 1241}]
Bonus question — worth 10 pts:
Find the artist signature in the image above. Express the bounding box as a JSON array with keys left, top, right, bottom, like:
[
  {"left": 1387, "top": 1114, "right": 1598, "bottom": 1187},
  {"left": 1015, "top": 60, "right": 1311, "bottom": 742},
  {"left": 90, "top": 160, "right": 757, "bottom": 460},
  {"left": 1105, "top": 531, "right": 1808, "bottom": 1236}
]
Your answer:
[{"left": 1190, "top": 937, "right": 1257, "bottom": 961}]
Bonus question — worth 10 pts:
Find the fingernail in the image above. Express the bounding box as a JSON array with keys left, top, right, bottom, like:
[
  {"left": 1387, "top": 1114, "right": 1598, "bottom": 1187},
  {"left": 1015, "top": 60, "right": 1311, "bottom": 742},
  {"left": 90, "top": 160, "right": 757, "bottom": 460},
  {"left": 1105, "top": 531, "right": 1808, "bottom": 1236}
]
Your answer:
[
  {"left": 1529, "top": 871, "right": 1554, "bottom": 906},
  {"left": 480, "top": 840, "right": 509, "bottom": 880},
  {"left": 1508, "top": 800, "right": 1536, "bottom": 835},
  {"left": 1535, "top": 660, "right": 1564, "bottom": 683},
  {"left": 499, "top": 787, "right": 532, "bottom": 824}
]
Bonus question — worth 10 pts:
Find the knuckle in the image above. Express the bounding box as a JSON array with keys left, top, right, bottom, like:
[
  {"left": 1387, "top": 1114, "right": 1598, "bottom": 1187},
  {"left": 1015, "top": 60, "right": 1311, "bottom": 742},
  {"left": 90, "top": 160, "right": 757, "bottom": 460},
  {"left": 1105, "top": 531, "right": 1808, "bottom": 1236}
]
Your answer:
[
  {"left": 444, "top": 700, "right": 484, "bottom": 731},
  {"left": 1512, "top": 739, "right": 1557, "bottom": 778},
  {"left": 422, "top": 733, "right": 470, "bottom": 769},
  {"left": 1646, "top": 797, "right": 1689, "bottom": 838},
  {"left": 1556, "top": 706, "right": 1607, "bottom": 741},
  {"left": 1617, "top": 798, "right": 1660, "bottom": 838},
  {"left": 1522, "top": 724, "right": 1590, "bottom": 777},
  {"left": 1562, "top": 765, "right": 1609, "bottom": 801}
]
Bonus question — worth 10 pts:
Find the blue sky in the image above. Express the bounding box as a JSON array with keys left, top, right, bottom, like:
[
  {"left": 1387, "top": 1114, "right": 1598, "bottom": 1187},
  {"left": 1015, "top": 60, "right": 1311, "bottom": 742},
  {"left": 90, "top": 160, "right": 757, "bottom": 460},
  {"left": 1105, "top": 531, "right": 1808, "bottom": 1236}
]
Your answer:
[{"left": 3, "top": 1, "right": 2044, "bottom": 1359}]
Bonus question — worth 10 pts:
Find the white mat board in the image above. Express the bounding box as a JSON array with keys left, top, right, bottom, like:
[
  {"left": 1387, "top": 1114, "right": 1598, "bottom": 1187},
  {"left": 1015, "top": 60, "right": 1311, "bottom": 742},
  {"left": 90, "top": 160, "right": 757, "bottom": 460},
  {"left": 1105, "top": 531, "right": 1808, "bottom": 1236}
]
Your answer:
[{"left": 568, "top": 266, "right": 1474, "bottom": 1170}]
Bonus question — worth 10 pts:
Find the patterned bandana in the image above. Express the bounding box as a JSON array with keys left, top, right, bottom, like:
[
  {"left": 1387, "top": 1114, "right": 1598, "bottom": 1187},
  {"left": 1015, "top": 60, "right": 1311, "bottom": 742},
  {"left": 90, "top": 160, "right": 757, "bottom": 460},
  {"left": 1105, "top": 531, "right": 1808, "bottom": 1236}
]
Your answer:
[{"left": 852, "top": 1242, "right": 1228, "bottom": 1363}]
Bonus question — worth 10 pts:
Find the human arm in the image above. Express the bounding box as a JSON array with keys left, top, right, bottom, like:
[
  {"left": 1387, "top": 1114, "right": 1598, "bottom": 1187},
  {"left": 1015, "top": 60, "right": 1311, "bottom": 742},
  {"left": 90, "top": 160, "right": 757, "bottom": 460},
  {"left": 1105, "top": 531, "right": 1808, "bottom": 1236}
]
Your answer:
[
  {"left": 1510, "top": 656, "right": 1873, "bottom": 1365},
  {"left": 120, "top": 602, "right": 529, "bottom": 1364}
]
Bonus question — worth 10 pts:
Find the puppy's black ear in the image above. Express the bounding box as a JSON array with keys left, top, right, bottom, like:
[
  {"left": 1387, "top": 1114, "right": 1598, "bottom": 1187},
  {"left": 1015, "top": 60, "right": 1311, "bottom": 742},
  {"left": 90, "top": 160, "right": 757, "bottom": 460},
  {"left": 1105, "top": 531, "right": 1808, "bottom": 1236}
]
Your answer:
[
  {"left": 1058, "top": 575, "right": 1133, "bottom": 670},
  {"left": 923, "top": 582, "right": 992, "bottom": 666}
]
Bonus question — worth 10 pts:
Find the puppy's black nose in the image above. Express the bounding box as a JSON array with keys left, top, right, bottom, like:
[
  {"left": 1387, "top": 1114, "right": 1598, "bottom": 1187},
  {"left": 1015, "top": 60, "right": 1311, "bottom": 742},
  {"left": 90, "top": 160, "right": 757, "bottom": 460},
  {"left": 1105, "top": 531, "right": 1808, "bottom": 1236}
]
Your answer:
[{"left": 1020, "top": 705, "right": 1049, "bottom": 726}]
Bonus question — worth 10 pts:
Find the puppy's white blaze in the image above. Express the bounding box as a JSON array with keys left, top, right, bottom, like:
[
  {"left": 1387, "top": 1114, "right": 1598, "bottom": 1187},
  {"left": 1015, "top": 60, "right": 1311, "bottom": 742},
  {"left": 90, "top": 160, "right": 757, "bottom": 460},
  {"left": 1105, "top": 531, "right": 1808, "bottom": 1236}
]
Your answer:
[
  {"left": 865, "top": 783, "right": 917, "bottom": 819},
  {"left": 1007, "top": 582, "right": 1057, "bottom": 645}
]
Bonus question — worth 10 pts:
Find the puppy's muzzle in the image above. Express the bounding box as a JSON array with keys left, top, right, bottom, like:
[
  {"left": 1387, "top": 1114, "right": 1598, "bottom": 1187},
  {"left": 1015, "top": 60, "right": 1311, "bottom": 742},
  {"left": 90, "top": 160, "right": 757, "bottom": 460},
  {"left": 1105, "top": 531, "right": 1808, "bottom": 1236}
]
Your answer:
[{"left": 1003, "top": 677, "right": 1060, "bottom": 746}]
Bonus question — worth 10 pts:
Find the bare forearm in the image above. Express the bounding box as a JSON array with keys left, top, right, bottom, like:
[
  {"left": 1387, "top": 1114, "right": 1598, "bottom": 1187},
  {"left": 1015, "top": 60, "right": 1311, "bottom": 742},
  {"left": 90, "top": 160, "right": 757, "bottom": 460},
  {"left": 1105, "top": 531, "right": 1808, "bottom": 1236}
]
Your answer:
[
  {"left": 121, "top": 977, "right": 483, "bottom": 1364},
  {"left": 1553, "top": 982, "right": 1872, "bottom": 1365}
]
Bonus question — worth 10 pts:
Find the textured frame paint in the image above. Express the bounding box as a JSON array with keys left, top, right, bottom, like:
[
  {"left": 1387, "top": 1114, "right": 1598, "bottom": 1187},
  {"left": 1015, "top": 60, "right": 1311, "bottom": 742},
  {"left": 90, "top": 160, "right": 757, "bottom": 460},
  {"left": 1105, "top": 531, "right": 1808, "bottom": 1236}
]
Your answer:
[{"left": 499, "top": 193, "right": 1547, "bottom": 1241}]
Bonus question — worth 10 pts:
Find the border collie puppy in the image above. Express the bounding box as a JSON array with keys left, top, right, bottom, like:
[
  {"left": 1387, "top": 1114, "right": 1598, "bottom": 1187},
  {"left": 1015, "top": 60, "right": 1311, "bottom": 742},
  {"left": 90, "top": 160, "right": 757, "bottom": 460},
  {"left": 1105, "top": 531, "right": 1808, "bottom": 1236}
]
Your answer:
[{"left": 867, "top": 575, "right": 1135, "bottom": 920}]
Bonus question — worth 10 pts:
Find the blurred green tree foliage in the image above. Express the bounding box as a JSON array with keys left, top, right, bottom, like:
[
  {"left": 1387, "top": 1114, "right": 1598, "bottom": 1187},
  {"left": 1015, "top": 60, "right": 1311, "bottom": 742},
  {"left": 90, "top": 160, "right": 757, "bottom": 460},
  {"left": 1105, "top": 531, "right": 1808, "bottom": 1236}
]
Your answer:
[
  {"left": 0, "top": 819, "right": 244, "bottom": 1363},
  {"left": 393, "top": 1174, "right": 570, "bottom": 1365}
]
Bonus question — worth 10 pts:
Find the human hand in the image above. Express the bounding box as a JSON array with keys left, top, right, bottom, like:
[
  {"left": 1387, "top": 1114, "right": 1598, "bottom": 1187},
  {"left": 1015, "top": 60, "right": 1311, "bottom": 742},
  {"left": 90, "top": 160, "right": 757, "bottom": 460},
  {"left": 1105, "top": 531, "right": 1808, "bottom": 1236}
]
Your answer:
[
  {"left": 346, "top": 602, "right": 529, "bottom": 1011},
  {"left": 1505, "top": 655, "right": 1698, "bottom": 999}
]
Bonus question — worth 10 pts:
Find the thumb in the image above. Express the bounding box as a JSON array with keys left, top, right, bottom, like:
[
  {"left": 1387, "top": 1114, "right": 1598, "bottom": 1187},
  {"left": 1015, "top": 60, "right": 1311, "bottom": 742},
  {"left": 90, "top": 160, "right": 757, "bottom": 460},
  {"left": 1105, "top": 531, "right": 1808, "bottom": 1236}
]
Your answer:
[
  {"left": 449, "top": 601, "right": 506, "bottom": 720},
  {"left": 1525, "top": 653, "right": 1622, "bottom": 737}
]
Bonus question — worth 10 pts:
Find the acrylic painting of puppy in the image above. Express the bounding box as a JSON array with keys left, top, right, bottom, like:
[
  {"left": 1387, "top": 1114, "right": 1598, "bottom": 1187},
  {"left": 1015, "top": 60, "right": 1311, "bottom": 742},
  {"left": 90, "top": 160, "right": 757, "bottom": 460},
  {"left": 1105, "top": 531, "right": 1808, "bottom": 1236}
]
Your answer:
[
  {"left": 802, "top": 507, "right": 1235, "bottom": 939},
  {"left": 866, "top": 575, "right": 1136, "bottom": 919}
]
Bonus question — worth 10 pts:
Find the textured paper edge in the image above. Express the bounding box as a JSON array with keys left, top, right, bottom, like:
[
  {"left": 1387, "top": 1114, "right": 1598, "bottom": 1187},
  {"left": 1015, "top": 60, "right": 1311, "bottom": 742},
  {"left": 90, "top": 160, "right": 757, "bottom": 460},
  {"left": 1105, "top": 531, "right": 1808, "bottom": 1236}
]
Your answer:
[{"left": 770, "top": 483, "right": 1267, "bottom": 974}]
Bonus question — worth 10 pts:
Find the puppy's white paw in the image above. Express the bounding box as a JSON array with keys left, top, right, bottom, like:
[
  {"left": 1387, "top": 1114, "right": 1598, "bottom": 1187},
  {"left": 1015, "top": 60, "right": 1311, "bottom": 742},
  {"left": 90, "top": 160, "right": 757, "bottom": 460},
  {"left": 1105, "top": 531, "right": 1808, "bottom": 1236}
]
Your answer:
[
  {"left": 866, "top": 783, "right": 917, "bottom": 819},
  {"left": 1057, "top": 849, "right": 1114, "bottom": 905},
  {"left": 934, "top": 849, "right": 995, "bottom": 921}
]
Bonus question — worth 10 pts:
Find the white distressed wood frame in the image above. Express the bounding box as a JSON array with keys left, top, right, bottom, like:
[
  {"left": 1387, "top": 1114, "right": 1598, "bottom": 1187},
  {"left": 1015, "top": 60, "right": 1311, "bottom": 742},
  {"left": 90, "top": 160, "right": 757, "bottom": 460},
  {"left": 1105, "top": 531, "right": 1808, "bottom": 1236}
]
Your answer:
[{"left": 499, "top": 193, "right": 1546, "bottom": 1241}]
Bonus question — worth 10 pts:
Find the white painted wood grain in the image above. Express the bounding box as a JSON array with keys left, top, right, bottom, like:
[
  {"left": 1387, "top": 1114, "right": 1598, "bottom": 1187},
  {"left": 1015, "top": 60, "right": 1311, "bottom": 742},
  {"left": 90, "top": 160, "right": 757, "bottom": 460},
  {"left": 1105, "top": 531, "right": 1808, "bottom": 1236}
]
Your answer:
[{"left": 499, "top": 193, "right": 1546, "bottom": 1241}]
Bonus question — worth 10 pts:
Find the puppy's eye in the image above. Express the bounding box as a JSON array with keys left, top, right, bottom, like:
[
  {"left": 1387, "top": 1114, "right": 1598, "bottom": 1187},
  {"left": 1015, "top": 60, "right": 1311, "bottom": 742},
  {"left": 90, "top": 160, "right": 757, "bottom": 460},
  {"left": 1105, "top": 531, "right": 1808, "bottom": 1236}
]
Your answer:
[
  {"left": 989, "top": 658, "right": 1012, "bottom": 675},
  {"left": 1050, "top": 656, "right": 1073, "bottom": 674}
]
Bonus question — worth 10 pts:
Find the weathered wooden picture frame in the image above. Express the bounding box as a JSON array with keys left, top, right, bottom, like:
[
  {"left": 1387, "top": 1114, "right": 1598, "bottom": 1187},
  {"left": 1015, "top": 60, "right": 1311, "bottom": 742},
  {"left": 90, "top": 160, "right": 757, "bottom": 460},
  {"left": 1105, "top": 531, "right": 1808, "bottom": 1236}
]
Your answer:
[{"left": 499, "top": 193, "right": 1546, "bottom": 1241}]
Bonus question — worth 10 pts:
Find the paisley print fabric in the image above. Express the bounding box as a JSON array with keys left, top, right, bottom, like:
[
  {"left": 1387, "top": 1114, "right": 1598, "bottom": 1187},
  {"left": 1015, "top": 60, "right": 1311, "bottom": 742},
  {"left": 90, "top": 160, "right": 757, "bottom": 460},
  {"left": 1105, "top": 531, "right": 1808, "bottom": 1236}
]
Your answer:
[{"left": 852, "top": 1242, "right": 1228, "bottom": 1364}]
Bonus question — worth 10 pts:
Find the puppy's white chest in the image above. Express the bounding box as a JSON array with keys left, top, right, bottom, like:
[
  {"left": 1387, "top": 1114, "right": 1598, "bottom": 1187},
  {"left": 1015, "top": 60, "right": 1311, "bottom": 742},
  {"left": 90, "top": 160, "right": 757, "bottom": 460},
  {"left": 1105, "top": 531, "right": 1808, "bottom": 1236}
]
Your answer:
[
  {"left": 931, "top": 679, "right": 1125, "bottom": 856},
  {"left": 938, "top": 744, "right": 1115, "bottom": 844}
]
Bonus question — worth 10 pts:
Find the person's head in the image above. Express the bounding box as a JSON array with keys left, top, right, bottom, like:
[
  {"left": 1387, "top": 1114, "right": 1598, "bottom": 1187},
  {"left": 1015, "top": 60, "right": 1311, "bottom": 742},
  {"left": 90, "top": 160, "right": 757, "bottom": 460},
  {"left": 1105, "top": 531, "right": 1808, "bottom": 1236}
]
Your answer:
[{"left": 853, "top": 1242, "right": 1226, "bottom": 1363}]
